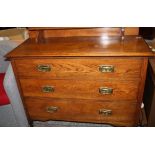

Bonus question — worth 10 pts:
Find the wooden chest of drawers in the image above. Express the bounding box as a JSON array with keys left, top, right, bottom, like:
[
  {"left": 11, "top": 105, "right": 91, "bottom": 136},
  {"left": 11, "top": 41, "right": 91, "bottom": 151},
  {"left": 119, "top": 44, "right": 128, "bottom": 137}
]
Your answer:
[{"left": 6, "top": 28, "right": 154, "bottom": 126}]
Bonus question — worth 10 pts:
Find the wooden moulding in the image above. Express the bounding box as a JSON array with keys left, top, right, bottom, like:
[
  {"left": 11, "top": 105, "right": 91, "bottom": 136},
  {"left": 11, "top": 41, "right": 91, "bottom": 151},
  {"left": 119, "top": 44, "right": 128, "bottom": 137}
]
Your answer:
[
  {"left": 5, "top": 36, "right": 154, "bottom": 58},
  {"left": 28, "top": 27, "right": 139, "bottom": 39}
]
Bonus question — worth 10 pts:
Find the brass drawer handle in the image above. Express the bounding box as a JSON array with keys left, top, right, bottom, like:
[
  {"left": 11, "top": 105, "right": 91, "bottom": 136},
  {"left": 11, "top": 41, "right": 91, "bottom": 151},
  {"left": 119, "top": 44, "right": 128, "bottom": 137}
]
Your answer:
[
  {"left": 42, "top": 86, "right": 54, "bottom": 93},
  {"left": 99, "top": 109, "right": 112, "bottom": 116},
  {"left": 37, "top": 64, "right": 51, "bottom": 72},
  {"left": 46, "top": 106, "right": 58, "bottom": 113},
  {"left": 99, "top": 87, "right": 113, "bottom": 95},
  {"left": 99, "top": 65, "right": 114, "bottom": 73}
]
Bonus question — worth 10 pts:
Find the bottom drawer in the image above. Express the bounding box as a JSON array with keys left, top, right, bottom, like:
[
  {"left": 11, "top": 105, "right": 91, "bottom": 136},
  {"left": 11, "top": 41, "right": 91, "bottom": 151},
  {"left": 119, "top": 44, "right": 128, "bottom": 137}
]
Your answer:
[{"left": 25, "top": 98, "right": 139, "bottom": 126}]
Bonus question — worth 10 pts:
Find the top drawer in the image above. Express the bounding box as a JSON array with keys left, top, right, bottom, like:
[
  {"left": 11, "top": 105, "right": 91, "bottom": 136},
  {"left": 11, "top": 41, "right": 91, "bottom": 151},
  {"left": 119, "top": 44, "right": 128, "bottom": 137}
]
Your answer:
[{"left": 14, "top": 58, "right": 142, "bottom": 79}]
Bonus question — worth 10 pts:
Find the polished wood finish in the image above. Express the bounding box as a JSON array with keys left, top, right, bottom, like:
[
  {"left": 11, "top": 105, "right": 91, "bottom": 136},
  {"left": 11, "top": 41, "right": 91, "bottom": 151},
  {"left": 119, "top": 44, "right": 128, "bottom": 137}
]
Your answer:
[
  {"left": 25, "top": 98, "right": 138, "bottom": 126},
  {"left": 20, "top": 78, "right": 139, "bottom": 101},
  {"left": 137, "top": 58, "right": 148, "bottom": 103},
  {"left": 5, "top": 28, "right": 154, "bottom": 126},
  {"left": 28, "top": 27, "right": 139, "bottom": 39},
  {"left": 15, "top": 58, "right": 143, "bottom": 79},
  {"left": 6, "top": 36, "right": 153, "bottom": 58}
]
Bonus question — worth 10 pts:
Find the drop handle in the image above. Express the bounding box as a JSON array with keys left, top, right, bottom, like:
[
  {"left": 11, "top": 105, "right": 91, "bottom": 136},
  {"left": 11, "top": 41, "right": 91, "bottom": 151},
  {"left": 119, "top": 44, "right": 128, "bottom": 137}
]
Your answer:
[
  {"left": 42, "top": 86, "right": 55, "bottom": 93},
  {"left": 37, "top": 64, "right": 52, "bottom": 72},
  {"left": 46, "top": 106, "right": 59, "bottom": 113},
  {"left": 99, "top": 65, "right": 114, "bottom": 73},
  {"left": 99, "top": 109, "right": 112, "bottom": 116},
  {"left": 99, "top": 87, "right": 113, "bottom": 95}
]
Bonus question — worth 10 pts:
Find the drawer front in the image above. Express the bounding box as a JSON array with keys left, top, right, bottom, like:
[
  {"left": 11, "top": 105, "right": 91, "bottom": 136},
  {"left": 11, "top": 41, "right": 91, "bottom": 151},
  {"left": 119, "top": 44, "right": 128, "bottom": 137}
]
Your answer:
[
  {"left": 15, "top": 58, "right": 142, "bottom": 79},
  {"left": 25, "top": 98, "right": 138, "bottom": 126},
  {"left": 20, "top": 79, "right": 139, "bottom": 101}
]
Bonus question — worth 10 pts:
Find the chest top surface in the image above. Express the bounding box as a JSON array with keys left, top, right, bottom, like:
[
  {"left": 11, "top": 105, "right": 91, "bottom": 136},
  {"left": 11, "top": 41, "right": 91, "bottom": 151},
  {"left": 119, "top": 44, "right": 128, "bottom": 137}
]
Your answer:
[{"left": 6, "top": 36, "right": 154, "bottom": 59}]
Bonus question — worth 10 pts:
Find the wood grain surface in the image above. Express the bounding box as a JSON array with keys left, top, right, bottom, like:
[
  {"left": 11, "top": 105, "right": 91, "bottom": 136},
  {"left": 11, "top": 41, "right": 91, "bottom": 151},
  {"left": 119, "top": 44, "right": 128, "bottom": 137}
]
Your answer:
[
  {"left": 6, "top": 28, "right": 153, "bottom": 126},
  {"left": 20, "top": 78, "right": 140, "bottom": 101},
  {"left": 6, "top": 36, "right": 153, "bottom": 58},
  {"left": 25, "top": 98, "right": 138, "bottom": 126},
  {"left": 28, "top": 27, "right": 139, "bottom": 38},
  {"left": 15, "top": 58, "right": 142, "bottom": 79}
]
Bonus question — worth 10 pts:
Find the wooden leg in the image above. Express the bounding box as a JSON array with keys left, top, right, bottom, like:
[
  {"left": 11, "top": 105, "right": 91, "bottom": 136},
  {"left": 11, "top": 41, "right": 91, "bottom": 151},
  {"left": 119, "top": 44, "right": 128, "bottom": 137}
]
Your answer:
[
  {"left": 139, "top": 108, "right": 147, "bottom": 127},
  {"left": 29, "top": 120, "right": 33, "bottom": 127}
]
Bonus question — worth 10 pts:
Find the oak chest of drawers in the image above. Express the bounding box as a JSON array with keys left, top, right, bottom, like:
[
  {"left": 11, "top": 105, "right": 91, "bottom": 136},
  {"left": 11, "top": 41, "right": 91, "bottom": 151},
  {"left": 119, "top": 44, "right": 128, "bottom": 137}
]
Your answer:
[{"left": 6, "top": 28, "right": 154, "bottom": 126}]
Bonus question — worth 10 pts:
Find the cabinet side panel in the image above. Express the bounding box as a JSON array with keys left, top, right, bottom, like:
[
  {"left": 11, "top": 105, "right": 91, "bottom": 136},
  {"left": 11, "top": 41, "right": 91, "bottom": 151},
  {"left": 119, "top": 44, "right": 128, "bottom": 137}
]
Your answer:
[
  {"left": 11, "top": 60, "right": 31, "bottom": 125},
  {"left": 137, "top": 57, "right": 148, "bottom": 125}
]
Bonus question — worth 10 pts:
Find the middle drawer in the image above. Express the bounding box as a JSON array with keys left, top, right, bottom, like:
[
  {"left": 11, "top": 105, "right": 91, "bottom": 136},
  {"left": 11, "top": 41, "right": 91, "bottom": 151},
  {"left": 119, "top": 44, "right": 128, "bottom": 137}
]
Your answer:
[{"left": 20, "top": 79, "right": 140, "bottom": 101}]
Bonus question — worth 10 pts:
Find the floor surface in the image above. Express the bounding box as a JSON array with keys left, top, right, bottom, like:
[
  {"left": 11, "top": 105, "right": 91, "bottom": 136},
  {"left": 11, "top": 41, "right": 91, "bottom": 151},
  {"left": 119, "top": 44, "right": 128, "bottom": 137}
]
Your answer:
[{"left": 33, "top": 121, "right": 112, "bottom": 127}]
